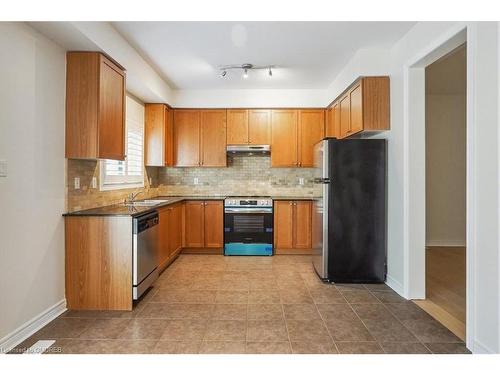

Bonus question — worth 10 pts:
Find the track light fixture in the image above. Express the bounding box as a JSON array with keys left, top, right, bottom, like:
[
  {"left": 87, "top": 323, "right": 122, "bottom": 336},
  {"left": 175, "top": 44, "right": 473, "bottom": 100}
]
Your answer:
[{"left": 218, "top": 63, "right": 275, "bottom": 79}]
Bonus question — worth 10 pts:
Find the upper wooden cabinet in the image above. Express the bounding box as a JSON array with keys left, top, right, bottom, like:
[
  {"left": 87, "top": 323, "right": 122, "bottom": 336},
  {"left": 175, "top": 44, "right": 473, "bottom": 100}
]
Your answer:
[
  {"left": 66, "top": 52, "right": 126, "bottom": 160},
  {"left": 173, "top": 109, "right": 226, "bottom": 167},
  {"left": 327, "top": 76, "right": 390, "bottom": 139},
  {"left": 325, "top": 102, "right": 340, "bottom": 138},
  {"left": 145, "top": 104, "right": 173, "bottom": 167},
  {"left": 271, "top": 109, "right": 324, "bottom": 167},
  {"left": 227, "top": 109, "right": 271, "bottom": 145}
]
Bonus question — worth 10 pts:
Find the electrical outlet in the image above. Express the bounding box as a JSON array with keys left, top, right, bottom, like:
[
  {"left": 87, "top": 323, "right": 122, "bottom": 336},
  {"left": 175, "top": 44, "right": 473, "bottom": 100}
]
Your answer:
[
  {"left": 0, "top": 159, "right": 7, "bottom": 177},
  {"left": 91, "top": 177, "right": 97, "bottom": 189},
  {"left": 74, "top": 177, "right": 80, "bottom": 190},
  {"left": 193, "top": 177, "right": 199, "bottom": 185},
  {"left": 299, "top": 177, "right": 305, "bottom": 185}
]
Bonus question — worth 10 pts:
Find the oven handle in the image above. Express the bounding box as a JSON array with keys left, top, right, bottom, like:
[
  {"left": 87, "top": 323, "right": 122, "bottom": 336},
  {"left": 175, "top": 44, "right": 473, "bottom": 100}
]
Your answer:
[{"left": 224, "top": 207, "right": 273, "bottom": 214}]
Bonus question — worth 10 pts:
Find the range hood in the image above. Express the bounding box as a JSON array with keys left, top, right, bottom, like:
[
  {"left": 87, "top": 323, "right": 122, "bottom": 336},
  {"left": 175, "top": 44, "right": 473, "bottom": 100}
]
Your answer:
[{"left": 226, "top": 145, "right": 270, "bottom": 155}]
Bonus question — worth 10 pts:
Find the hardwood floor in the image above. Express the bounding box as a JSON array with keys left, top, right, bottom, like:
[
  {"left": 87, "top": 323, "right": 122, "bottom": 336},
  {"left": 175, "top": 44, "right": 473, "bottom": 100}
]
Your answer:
[{"left": 416, "top": 246, "right": 466, "bottom": 340}]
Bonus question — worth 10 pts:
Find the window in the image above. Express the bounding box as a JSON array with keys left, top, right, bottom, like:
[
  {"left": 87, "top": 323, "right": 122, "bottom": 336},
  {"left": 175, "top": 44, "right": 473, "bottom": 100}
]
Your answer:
[{"left": 100, "top": 95, "right": 145, "bottom": 190}]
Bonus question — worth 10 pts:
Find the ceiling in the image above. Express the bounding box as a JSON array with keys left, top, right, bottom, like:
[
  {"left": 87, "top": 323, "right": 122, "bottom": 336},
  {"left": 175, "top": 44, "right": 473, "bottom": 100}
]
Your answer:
[{"left": 112, "top": 22, "right": 415, "bottom": 90}]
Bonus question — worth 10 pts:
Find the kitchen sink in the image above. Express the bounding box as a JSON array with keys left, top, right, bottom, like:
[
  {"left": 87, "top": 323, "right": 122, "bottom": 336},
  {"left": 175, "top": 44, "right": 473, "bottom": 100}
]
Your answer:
[{"left": 123, "top": 199, "right": 169, "bottom": 207}]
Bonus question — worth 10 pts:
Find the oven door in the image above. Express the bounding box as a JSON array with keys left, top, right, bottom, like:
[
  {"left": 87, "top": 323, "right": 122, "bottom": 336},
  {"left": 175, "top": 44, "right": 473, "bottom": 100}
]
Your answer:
[{"left": 224, "top": 207, "right": 273, "bottom": 255}]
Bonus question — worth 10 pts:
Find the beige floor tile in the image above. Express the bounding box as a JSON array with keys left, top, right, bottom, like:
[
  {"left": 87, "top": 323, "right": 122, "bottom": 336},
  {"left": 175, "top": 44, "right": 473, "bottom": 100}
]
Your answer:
[
  {"left": 139, "top": 303, "right": 215, "bottom": 320},
  {"left": 381, "top": 342, "right": 431, "bottom": 354},
  {"left": 247, "top": 304, "right": 284, "bottom": 320},
  {"left": 153, "top": 289, "right": 217, "bottom": 303},
  {"left": 325, "top": 319, "right": 375, "bottom": 342},
  {"left": 336, "top": 341, "right": 384, "bottom": 354},
  {"left": 248, "top": 290, "right": 281, "bottom": 304},
  {"left": 246, "top": 341, "right": 291, "bottom": 354},
  {"left": 78, "top": 318, "right": 132, "bottom": 339},
  {"left": 204, "top": 320, "right": 247, "bottom": 341},
  {"left": 279, "top": 289, "right": 313, "bottom": 304},
  {"left": 371, "top": 290, "right": 407, "bottom": 304},
  {"left": 401, "top": 319, "right": 462, "bottom": 343},
  {"left": 248, "top": 278, "right": 278, "bottom": 290},
  {"left": 212, "top": 304, "right": 247, "bottom": 320},
  {"left": 153, "top": 340, "right": 201, "bottom": 354},
  {"left": 341, "top": 290, "right": 380, "bottom": 304},
  {"left": 316, "top": 304, "right": 358, "bottom": 321},
  {"left": 117, "top": 319, "right": 168, "bottom": 340},
  {"left": 361, "top": 318, "right": 418, "bottom": 342},
  {"left": 96, "top": 339, "right": 158, "bottom": 354},
  {"left": 286, "top": 320, "right": 331, "bottom": 341},
  {"left": 351, "top": 303, "right": 393, "bottom": 320},
  {"left": 309, "top": 288, "right": 346, "bottom": 304},
  {"left": 43, "top": 339, "right": 102, "bottom": 354},
  {"left": 215, "top": 290, "right": 249, "bottom": 304},
  {"left": 283, "top": 304, "right": 321, "bottom": 320},
  {"left": 247, "top": 320, "right": 288, "bottom": 341},
  {"left": 34, "top": 318, "right": 95, "bottom": 339},
  {"left": 290, "top": 340, "right": 338, "bottom": 354},
  {"left": 199, "top": 340, "right": 246, "bottom": 354},
  {"left": 160, "top": 320, "right": 208, "bottom": 341},
  {"left": 425, "top": 343, "right": 470, "bottom": 354}
]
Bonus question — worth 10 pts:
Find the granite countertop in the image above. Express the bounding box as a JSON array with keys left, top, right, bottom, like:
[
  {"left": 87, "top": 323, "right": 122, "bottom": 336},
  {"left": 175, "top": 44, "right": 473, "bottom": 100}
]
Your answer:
[{"left": 64, "top": 195, "right": 317, "bottom": 217}]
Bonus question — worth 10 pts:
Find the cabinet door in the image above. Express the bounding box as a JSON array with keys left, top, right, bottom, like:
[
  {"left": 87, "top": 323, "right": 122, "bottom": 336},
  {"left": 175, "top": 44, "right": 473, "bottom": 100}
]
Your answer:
[
  {"left": 204, "top": 201, "right": 223, "bottom": 248},
  {"left": 165, "top": 107, "right": 174, "bottom": 166},
  {"left": 271, "top": 110, "right": 298, "bottom": 167},
  {"left": 350, "top": 83, "right": 363, "bottom": 135},
  {"left": 274, "top": 201, "right": 294, "bottom": 249},
  {"left": 332, "top": 102, "right": 341, "bottom": 139},
  {"left": 98, "top": 56, "right": 125, "bottom": 160},
  {"left": 227, "top": 109, "right": 248, "bottom": 145},
  {"left": 293, "top": 201, "right": 312, "bottom": 249},
  {"left": 158, "top": 207, "right": 170, "bottom": 268},
  {"left": 298, "top": 110, "right": 325, "bottom": 167},
  {"left": 174, "top": 110, "right": 200, "bottom": 166},
  {"left": 201, "top": 110, "right": 227, "bottom": 167},
  {"left": 168, "top": 204, "right": 182, "bottom": 257},
  {"left": 184, "top": 201, "right": 205, "bottom": 248},
  {"left": 325, "top": 107, "right": 334, "bottom": 137},
  {"left": 339, "top": 94, "right": 351, "bottom": 139},
  {"left": 144, "top": 104, "right": 165, "bottom": 166},
  {"left": 249, "top": 109, "right": 271, "bottom": 145}
]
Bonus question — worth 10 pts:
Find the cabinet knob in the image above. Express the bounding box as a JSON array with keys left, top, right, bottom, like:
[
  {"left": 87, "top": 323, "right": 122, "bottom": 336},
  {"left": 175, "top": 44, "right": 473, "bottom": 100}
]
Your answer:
[{"left": 289, "top": 202, "right": 293, "bottom": 205}]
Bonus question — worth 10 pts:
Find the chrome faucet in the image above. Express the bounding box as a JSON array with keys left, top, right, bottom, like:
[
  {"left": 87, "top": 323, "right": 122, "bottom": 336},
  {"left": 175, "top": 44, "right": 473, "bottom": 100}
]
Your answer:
[{"left": 125, "top": 191, "right": 142, "bottom": 204}]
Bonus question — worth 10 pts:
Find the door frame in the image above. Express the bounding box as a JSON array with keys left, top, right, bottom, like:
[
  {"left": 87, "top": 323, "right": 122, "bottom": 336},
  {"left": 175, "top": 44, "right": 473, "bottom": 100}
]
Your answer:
[{"left": 402, "top": 24, "right": 473, "bottom": 349}]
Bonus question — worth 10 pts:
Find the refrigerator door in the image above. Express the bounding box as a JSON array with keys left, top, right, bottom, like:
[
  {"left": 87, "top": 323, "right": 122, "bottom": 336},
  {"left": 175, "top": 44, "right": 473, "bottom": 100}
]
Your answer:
[{"left": 312, "top": 140, "right": 330, "bottom": 279}]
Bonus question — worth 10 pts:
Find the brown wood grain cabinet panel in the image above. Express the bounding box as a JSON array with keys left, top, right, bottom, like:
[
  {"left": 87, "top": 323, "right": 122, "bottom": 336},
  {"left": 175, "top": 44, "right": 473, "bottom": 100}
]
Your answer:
[
  {"left": 227, "top": 109, "right": 249, "bottom": 145},
  {"left": 145, "top": 104, "right": 166, "bottom": 166},
  {"left": 362, "top": 77, "right": 390, "bottom": 131},
  {"left": 274, "top": 201, "right": 294, "bottom": 249},
  {"left": 174, "top": 110, "right": 201, "bottom": 166},
  {"left": 325, "top": 107, "right": 334, "bottom": 137},
  {"left": 201, "top": 110, "right": 227, "bottom": 167},
  {"left": 184, "top": 201, "right": 205, "bottom": 248},
  {"left": 204, "top": 201, "right": 223, "bottom": 248},
  {"left": 293, "top": 201, "right": 312, "bottom": 249},
  {"left": 98, "top": 57, "right": 125, "bottom": 160},
  {"left": 65, "top": 216, "right": 132, "bottom": 311},
  {"left": 169, "top": 203, "right": 183, "bottom": 256},
  {"left": 332, "top": 102, "right": 341, "bottom": 138},
  {"left": 65, "top": 52, "right": 125, "bottom": 160},
  {"left": 339, "top": 94, "right": 351, "bottom": 139},
  {"left": 249, "top": 109, "right": 271, "bottom": 145},
  {"left": 158, "top": 207, "right": 170, "bottom": 269},
  {"left": 298, "top": 109, "right": 325, "bottom": 167},
  {"left": 271, "top": 110, "right": 298, "bottom": 167},
  {"left": 349, "top": 83, "right": 363, "bottom": 135},
  {"left": 165, "top": 107, "right": 174, "bottom": 166}
]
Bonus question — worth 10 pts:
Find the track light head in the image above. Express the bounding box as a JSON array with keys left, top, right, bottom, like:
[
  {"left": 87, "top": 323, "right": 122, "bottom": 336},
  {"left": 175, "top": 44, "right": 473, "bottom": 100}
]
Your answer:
[
  {"left": 268, "top": 67, "right": 272, "bottom": 77},
  {"left": 243, "top": 69, "right": 248, "bottom": 79},
  {"left": 220, "top": 70, "right": 227, "bottom": 77}
]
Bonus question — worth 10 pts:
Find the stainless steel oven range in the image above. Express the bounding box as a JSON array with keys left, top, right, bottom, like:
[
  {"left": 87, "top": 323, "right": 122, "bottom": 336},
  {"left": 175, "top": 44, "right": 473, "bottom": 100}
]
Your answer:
[{"left": 224, "top": 197, "right": 273, "bottom": 256}]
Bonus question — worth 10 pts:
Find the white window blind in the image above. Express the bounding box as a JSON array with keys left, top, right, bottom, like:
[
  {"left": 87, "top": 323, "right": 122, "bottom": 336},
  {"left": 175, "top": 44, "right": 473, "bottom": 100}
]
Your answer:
[{"left": 100, "top": 95, "right": 145, "bottom": 190}]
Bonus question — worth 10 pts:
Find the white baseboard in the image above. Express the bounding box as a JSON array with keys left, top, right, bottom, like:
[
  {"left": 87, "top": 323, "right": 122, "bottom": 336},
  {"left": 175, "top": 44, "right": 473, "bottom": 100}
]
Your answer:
[
  {"left": 472, "top": 339, "right": 495, "bottom": 354},
  {"left": 385, "top": 274, "right": 406, "bottom": 299},
  {"left": 426, "top": 240, "right": 466, "bottom": 247},
  {"left": 0, "top": 299, "right": 67, "bottom": 354}
]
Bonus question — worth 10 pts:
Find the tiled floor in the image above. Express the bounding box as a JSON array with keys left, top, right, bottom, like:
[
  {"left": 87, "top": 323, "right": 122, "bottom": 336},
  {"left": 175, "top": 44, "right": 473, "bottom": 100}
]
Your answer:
[{"left": 11, "top": 255, "right": 469, "bottom": 354}]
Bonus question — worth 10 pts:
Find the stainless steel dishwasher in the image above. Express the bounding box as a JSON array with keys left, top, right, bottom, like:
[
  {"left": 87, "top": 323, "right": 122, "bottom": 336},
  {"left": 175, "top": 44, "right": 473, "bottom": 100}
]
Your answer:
[{"left": 133, "top": 211, "right": 159, "bottom": 300}]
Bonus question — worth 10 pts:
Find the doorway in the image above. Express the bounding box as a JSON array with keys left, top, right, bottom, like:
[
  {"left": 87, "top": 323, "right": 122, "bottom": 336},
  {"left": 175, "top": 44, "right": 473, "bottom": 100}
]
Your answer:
[{"left": 413, "top": 45, "right": 467, "bottom": 340}]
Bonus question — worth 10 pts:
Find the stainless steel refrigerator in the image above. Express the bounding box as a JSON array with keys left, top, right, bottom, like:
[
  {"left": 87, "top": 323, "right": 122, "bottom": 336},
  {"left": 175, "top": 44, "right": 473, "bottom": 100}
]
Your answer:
[{"left": 312, "top": 138, "right": 387, "bottom": 283}]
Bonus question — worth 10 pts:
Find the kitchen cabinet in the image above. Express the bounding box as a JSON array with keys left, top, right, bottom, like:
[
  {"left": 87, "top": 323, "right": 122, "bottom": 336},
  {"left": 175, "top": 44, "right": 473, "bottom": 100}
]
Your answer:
[
  {"left": 271, "top": 109, "right": 324, "bottom": 167},
  {"left": 145, "top": 104, "right": 173, "bottom": 166},
  {"left": 329, "top": 76, "right": 390, "bottom": 139},
  {"left": 158, "top": 202, "right": 183, "bottom": 270},
  {"left": 298, "top": 109, "right": 325, "bottom": 167},
  {"left": 65, "top": 52, "right": 126, "bottom": 160},
  {"left": 227, "top": 109, "right": 271, "bottom": 145},
  {"left": 274, "top": 200, "right": 312, "bottom": 253},
  {"left": 174, "top": 109, "right": 226, "bottom": 167},
  {"left": 325, "top": 102, "right": 340, "bottom": 138},
  {"left": 201, "top": 110, "right": 227, "bottom": 167},
  {"left": 183, "top": 200, "right": 223, "bottom": 249}
]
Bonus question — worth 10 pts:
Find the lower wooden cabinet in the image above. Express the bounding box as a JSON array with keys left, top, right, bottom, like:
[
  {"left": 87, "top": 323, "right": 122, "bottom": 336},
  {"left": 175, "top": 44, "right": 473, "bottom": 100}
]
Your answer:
[
  {"left": 184, "top": 200, "right": 223, "bottom": 250},
  {"left": 274, "top": 200, "right": 312, "bottom": 254},
  {"left": 158, "top": 203, "right": 183, "bottom": 270}
]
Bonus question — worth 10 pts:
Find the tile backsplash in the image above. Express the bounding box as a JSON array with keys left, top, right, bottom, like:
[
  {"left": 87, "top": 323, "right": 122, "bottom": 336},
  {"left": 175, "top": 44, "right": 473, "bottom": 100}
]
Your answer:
[
  {"left": 157, "top": 155, "right": 318, "bottom": 197},
  {"left": 66, "top": 155, "right": 319, "bottom": 212}
]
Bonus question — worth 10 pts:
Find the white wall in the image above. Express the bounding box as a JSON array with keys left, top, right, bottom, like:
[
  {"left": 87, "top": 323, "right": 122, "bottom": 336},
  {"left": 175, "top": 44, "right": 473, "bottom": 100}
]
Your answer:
[
  {"left": 0, "top": 23, "right": 66, "bottom": 346},
  {"left": 173, "top": 88, "right": 328, "bottom": 108}
]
